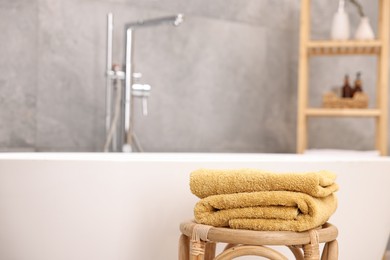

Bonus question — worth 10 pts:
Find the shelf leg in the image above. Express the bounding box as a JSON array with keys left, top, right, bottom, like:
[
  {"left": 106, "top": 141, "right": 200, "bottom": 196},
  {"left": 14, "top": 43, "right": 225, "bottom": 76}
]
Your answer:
[
  {"left": 296, "top": 0, "right": 310, "bottom": 153},
  {"left": 377, "top": 0, "right": 389, "bottom": 156}
]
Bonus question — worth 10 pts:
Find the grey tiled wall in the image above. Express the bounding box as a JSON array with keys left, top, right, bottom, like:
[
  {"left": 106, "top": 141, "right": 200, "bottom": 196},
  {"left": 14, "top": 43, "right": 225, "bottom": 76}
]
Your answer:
[
  {"left": 0, "top": 0, "right": 38, "bottom": 151},
  {"left": 0, "top": 0, "right": 387, "bottom": 153}
]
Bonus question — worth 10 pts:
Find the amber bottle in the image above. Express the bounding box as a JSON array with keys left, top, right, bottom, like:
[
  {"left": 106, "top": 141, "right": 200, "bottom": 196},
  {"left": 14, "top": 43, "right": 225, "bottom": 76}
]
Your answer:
[
  {"left": 342, "top": 74, "right": 353, "bottom": 98},
  {"left": 353, "top": 72, "right": 363, "bottom": 96}
]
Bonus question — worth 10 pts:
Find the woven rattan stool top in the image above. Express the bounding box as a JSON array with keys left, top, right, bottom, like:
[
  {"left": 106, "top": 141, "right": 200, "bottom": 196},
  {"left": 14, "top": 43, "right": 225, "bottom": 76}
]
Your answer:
[
  {"left": 180, "top": 220, "right": 338, "bottom": 246},
  {"left": 179, "top": 220, "right": 338, "bottom": 260}
]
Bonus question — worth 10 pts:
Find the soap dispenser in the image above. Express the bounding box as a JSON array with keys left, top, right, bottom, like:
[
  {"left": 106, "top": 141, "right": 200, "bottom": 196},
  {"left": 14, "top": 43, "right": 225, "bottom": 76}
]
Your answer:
[
  {"left": 342, "top": 74, "right": 353, "bottom": 98},
  {"left": 331, "top": 0, "right": 350, "bottom": 40},
  {"left": 353, "top": 72, "right": 363, "bottom": 96},
  {"left": 355, "top": 17, "right": 375, "bottom": 40}
]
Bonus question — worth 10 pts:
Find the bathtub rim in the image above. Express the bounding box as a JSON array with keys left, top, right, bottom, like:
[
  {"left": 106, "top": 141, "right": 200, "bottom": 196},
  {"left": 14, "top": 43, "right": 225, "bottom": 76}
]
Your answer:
[{"left": 0, "top": 152, "right": 389, "bottom": 163}]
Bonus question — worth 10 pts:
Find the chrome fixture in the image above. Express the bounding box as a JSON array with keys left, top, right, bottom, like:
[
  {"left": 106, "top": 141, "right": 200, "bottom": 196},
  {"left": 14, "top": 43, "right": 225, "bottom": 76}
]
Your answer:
[
  {"left": 125, "top": 14, "right": 184, "bottom": 28},
  {"left": 104, "top": 13, "right": 184, "bottom": 152}
]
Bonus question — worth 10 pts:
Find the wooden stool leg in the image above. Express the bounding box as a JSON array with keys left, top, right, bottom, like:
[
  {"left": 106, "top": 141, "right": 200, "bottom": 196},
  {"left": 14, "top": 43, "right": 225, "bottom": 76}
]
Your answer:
[
  {"left": 205, "top": 242, "right": 216, "bottom": 260},
  {"left": 303, "top": 244, "right": 319, "bottom": 260},
  {"left": 321, "top": 242, "right": 329, "bottom": 260},
  {"left": 190, "top": 240, "right": 207, "bottom": 260},
  {"left": 326, "top": 240, "right": 338, "bottom": 260},
  {"left": 288, "top": 246, "right": 304, "bottom": 260},
  {"left": 303, "top": 229, "right": 320, "bottom": 260},
  {"left": 179, "top": 234, "right": 190, "bottom": 260}
]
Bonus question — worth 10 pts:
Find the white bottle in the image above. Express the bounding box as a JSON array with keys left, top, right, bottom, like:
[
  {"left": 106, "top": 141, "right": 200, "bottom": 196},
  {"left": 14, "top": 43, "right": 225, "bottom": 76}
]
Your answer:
[
  {"left": 330, "top": 0, "right": 350, "bottom": 40},
  {"left": 355, "top": 17, "right": 375, "bottom": 40}
]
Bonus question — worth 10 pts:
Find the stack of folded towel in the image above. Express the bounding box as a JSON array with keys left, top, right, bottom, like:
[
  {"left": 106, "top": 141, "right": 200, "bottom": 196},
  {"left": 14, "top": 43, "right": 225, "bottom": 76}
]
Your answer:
[{"left": 190, "top": 169, "right": 338, "bottom": 232}]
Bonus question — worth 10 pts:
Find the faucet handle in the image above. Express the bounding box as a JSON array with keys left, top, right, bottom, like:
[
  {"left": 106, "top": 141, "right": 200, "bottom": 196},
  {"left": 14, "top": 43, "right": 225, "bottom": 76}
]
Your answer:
[{"left": 132, "top": 83, "right": 151, "bottom": 116}]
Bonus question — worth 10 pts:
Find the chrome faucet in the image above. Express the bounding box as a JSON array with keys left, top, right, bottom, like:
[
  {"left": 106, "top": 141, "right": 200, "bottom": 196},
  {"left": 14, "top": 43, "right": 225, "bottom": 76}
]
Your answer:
[
  {"left": 131, "top": 73, "right": 151, "bottom": 116},
  {"left": 104, "top": 13, "right": 184, "bottom": 152}
]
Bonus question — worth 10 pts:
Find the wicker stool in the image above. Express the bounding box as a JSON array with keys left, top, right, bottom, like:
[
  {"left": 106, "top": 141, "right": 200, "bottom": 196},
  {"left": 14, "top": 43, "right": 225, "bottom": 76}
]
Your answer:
[{"left": 179, "top": 220, "right": 338, "bottom": 260}]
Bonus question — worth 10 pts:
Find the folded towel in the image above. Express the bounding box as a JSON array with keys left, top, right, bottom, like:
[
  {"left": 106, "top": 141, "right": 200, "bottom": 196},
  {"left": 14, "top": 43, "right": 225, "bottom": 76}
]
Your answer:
[
  {"left": 194, "top": 191, "right": 337, "bottom": 232},
  {"left": 190, "top": 169, "right": 338, "bottom": 198}
]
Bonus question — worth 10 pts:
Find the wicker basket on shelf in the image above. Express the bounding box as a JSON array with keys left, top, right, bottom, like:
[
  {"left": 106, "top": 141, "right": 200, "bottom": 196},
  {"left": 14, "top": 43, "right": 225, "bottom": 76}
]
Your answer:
[{"left": 322, "top": 92, "right": 368, "bottom": 108}]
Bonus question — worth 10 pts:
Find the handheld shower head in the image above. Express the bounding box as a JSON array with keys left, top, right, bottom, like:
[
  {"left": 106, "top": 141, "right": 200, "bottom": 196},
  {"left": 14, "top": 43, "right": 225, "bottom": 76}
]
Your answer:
[{"left": 126, "top": 14, "right": 184, "bottom": 29}]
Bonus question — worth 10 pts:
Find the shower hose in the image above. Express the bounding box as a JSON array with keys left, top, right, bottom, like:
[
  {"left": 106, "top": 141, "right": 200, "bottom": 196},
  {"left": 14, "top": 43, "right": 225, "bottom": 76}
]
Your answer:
[
  {"left": 103, "top": 81, "right": 144, "bottom": 152},
  {"left": 103, "top": 80, "right": 122, "bottom": 152}
]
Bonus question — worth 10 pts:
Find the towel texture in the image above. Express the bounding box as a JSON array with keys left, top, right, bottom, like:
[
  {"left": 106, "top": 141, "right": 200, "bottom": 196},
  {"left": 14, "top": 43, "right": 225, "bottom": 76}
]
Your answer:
[
  {"left": 190, "top": 169, "right": 338, "bottom": 198},
  {"left": 190, "top": 169, "right": 338, "bottom": 232},
  {"left": 194, "top": 191, "right": 337, "bottom": 232}
]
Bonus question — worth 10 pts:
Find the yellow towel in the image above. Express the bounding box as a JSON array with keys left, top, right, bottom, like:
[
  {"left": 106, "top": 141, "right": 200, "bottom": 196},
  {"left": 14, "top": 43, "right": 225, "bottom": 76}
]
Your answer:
[
  {"left": 190, "top": 169, "right": 338, "bottom": 198},
  {"left": 194, "top": 191, "right": 337, "bottom": 232}
]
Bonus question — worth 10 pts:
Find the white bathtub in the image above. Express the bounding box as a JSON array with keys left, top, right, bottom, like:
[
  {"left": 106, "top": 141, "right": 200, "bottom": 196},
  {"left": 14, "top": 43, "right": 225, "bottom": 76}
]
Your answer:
[{"left": 0, "top": 153, "right": 389, "bottom": 260}]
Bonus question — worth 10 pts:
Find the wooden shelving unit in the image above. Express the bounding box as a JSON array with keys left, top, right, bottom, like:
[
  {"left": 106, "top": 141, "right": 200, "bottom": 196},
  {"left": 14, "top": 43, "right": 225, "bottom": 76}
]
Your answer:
[
  {"left": 307, "top": 40, "right": 382, "bottom": 55},
  {"left": 296, "top": 0, "right": 389, "bottom": 155},
  {"left": 305, "top": 108, "right": 381, "bottom": 117}
]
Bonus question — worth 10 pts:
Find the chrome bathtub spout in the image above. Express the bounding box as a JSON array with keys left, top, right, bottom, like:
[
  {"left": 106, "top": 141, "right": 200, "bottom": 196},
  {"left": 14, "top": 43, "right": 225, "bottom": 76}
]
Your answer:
[
  {"left": 125, "top": 14, "right": 184, "bottom": 29},
  {"left": 123, "top": 14, "right": 184, "bottom": 152},
  {"left": 105, "top": 13, "right": 184, "bottom": 152}
]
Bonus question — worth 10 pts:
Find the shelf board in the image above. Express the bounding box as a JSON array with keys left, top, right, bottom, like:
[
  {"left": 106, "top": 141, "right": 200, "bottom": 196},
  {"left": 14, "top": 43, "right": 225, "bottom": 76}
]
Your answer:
[
  {"left": 307, "top": 40, "right": 382, "bottom": 56},
  {"left": 305, "top": 108, "right": 381, "bottom": 117}
]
